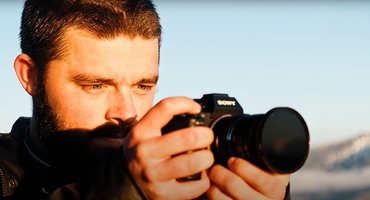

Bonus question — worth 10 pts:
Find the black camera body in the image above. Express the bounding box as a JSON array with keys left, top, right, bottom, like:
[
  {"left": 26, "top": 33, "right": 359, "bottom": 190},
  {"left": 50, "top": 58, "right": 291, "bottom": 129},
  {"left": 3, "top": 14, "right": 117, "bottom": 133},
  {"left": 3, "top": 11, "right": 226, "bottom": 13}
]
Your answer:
[
  {"left": 162, "top": 93, "right": 310, "bottom": 180},
  {"left": 162, "top": 93, "right": 244, "bottom": 134}
]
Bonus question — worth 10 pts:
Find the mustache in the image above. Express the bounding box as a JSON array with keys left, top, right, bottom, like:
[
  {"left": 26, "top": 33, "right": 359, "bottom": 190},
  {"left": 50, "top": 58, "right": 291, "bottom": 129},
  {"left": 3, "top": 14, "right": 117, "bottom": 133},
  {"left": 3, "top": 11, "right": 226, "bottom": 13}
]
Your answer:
[
  {"left": 89, "top": 121, "right": 135, "bottom": 139},
  {"left": 44, "top": 120, "right": 136, "bottom": 143},
  {"left": 43, "top": 121, "right": 137, "bottom": 163}
]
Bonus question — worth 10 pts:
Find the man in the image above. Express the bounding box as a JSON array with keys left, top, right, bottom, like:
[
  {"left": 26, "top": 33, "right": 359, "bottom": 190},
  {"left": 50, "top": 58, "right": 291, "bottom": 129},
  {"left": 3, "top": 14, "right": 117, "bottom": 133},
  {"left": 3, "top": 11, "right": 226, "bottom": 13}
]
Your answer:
[{"left": 1, "top": 0, "right": 290, "bottom": 199}]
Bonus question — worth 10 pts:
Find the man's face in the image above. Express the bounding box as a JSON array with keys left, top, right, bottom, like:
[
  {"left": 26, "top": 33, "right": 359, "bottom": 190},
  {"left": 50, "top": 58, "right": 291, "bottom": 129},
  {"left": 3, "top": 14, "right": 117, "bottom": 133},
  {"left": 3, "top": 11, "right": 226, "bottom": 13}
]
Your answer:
[{"left": 35, "top": 29, "right": 159, "bottom": 162}]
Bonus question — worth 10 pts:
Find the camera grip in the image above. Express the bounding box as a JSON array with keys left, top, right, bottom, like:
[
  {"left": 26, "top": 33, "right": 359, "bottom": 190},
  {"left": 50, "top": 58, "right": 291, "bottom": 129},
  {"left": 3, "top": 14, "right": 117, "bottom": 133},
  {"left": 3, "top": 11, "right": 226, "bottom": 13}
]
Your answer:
[{"left": 161, "top": 114, "right": 206, "bottom": 181}]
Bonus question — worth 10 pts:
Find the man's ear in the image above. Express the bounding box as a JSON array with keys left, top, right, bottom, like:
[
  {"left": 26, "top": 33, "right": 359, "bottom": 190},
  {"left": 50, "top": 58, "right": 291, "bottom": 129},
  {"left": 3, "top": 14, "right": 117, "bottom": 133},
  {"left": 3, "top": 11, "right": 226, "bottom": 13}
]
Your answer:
[{"left": 14, "top": 54, "right": 38, "bottom": 96}]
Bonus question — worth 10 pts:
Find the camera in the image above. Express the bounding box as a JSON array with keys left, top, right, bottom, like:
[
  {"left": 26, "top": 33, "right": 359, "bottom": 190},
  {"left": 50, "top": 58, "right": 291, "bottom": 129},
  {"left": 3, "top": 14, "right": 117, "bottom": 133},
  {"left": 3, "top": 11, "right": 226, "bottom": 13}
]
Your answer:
[{"left": 162, "top": 93, "right": 310, "bottom": 180}]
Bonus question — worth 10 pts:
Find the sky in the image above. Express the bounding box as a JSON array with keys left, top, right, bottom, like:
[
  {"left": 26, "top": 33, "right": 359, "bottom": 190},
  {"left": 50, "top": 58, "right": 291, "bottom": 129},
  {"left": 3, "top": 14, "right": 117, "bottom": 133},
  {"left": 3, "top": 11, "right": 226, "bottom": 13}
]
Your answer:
[{"left": 0, "top": 1, "right": 369, "bottom": 148}]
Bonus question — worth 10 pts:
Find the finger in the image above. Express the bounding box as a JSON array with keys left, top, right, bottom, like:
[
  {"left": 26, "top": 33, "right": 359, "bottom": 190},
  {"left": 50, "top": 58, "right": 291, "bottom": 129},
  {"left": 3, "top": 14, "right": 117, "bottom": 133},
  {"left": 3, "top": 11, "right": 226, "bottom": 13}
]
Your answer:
[
  {"left": 208, "top": 164, "right": 265, "bottom": 200},
  {"left": 151, "top": 171, "right": 210, "bottom": 200},
  {"left": 175, "top": 171, "right": 210, "bottom": 200},
  {"left": 206, "top": 184, "right": 233, "bottom": 200},
  {"left": 274, "top": 174, "right": 291, "bottom": 187},
  {"left": 227, "top": 157, "right": 286, "bottom": 199},
  {"left": 133, "top": 97, "right": 201, "bottom": 140},
  {"left": 149, "top": 149, "right": 214, "bottom": 182},
  {"left": 142, "top": 126, "right": 213, "bottom": 159}
]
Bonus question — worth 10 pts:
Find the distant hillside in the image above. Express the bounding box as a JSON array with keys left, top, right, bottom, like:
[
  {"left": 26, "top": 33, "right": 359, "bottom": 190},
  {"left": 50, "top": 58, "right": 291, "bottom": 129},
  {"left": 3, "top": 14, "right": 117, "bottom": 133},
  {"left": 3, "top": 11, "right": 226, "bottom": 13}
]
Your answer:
[
  {"left": 291, "top": 132, "right": 370, "bottom": 200},
  {"left": 292, "top": 186, "right": 370, "bottom": 200},
  {"left": 303, "top": 132, "right": 370, "bottom": 171}
]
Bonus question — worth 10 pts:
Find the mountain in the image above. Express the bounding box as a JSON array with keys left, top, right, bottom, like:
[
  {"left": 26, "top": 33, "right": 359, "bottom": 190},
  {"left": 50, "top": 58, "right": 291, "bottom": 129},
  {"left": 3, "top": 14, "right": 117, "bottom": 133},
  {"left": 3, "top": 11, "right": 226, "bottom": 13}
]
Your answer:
[
  {"left": 290, "top": 132, "right": 370, "bottom": 200},
  {"left": 292, "top": 187, "right": 370, "bottom": 200},
  {"left": 303, "top": 132, "right": 370, "bottom": 171}
]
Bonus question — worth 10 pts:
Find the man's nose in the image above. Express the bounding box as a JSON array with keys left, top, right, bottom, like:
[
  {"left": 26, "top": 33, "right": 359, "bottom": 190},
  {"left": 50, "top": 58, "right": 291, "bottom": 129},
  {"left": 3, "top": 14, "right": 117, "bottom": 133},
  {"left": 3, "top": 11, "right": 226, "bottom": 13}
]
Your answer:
[{"left": 105, "top": 90, "right": 137, "bottom": 125}]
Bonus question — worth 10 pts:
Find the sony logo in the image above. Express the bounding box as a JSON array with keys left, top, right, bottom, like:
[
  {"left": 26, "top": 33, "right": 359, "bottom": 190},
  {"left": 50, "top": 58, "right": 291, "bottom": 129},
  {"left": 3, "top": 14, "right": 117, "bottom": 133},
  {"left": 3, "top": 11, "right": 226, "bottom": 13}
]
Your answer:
[{"left": 217, "top": 100, "right": 236, "bottom": 106}]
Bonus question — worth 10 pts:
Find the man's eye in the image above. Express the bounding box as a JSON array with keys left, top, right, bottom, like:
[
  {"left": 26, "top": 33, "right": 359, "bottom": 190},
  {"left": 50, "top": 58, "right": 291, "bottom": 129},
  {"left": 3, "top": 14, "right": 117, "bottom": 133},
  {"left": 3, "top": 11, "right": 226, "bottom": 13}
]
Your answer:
[
  {"left": 92, "top": 84, "right": 103, "bottom": 90},
  {"left": 137, "top": 85, "right": 152, "bottom": 91},
  {"left": 82, "top": 84, "right": 104, "bottom": 93}
]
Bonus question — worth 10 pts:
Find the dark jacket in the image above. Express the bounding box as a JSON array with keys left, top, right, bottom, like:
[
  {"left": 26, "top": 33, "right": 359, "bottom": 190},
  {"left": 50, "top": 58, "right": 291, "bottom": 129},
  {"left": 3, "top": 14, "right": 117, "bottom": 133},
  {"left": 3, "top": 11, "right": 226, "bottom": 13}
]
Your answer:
[
  {"left": 0, "top": 117, "right": 290, "bottom": 200},
  {"left": 0, "top": 117, "right": 145, "bottom": 200}
]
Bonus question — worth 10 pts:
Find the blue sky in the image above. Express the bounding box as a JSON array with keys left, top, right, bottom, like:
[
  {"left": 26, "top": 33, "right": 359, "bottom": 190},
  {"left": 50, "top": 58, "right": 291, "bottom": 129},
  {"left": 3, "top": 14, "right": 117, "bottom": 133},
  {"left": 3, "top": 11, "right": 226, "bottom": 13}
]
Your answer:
[{"left": 1, "top": 1, "right": 369, "bottom": 147}]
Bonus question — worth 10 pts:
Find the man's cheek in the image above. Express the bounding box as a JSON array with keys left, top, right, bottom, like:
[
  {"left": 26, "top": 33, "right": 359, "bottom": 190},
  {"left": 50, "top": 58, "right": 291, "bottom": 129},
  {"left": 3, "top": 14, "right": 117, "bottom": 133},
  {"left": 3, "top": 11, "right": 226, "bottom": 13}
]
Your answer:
[{"left": 136, "top": 101, "right": 153, "bottom": 121}]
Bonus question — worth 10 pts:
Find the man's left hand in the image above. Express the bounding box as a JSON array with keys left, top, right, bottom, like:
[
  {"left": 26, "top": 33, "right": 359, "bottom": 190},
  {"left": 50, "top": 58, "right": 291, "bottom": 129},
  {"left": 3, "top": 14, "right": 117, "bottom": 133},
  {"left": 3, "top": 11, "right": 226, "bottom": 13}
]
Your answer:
[{"left": 206, "top": 157, "right": 290, "bottom": 200}]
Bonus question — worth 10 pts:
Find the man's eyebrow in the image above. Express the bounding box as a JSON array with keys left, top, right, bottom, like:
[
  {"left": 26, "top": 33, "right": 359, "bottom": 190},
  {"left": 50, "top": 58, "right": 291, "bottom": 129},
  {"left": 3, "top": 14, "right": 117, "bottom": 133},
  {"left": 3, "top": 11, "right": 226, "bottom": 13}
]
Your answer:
[
  {"left": 136, "top": 75, "right": 159, "bottom": 84},
  {"left": 71, "top": 73, "right": 159, "bottom": 85},
  {"left": 71, "top": 73, "right": 115, "bottom": 84}
]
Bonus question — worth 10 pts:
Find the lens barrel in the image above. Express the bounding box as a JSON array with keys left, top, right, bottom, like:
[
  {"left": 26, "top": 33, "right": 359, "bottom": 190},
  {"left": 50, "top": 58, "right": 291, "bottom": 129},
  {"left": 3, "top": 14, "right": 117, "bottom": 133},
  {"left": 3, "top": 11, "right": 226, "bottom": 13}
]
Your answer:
[{"left": 211, "top": 107, "right": 309, "bottom": 174}]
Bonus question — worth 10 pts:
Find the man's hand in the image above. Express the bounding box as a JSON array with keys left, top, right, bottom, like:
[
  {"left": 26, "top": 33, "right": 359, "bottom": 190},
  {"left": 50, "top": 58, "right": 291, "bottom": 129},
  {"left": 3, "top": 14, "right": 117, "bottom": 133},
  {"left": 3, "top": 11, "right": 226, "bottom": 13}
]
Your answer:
[
  {"left": 206, "top": 157, "right": 290, "bottom": 200},
  {"left": 122, "top": 97, "right": 214, "bottom": 200}
]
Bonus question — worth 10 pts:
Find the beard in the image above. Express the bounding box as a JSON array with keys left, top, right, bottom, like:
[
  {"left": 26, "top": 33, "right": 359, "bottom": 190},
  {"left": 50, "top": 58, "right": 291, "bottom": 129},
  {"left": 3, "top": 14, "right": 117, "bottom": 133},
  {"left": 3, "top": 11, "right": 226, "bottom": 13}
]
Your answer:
[{"left": 32, "top": 78, "right": 135, "bottom": 170}]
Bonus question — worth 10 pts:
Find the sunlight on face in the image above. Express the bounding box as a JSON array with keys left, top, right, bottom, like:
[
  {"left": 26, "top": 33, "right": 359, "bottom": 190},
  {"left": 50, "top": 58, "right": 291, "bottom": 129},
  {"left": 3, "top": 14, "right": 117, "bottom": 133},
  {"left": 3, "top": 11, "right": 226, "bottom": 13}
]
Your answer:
[{"left": 42, "top": 29, "right": 159, "bottom": 147}]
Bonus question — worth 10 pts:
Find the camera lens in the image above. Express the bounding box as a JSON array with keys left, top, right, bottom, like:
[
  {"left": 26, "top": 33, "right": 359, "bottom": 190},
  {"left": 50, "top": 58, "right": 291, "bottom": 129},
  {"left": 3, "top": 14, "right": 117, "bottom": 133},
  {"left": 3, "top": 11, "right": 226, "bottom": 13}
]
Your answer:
[{"left": 211, "top": 108, "right": 309, "bottom": 174}]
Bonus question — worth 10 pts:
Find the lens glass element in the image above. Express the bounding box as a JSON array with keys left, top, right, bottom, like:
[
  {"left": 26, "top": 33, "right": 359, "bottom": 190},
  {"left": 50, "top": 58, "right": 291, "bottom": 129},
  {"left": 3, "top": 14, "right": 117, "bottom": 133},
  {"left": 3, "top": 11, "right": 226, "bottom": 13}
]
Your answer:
[{"left": 261, "top": 108, "right": 309, "bottom": 173}]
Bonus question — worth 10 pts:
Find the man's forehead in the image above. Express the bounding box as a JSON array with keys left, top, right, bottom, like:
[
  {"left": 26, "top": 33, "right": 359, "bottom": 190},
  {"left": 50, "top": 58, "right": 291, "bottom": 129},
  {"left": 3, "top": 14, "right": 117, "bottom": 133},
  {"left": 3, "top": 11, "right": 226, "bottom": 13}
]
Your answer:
[
  {"left": 56, "top": 28, "right": 159, "bottom": 60},
  {"left": 63, "top": 28, "right": 159, "bottom": 45},
  {"left": 61, "top": 28, "right": 159, "bottom": 60},
  {"left": 45, "top": 28, "right": 159, "bottom": 83}
]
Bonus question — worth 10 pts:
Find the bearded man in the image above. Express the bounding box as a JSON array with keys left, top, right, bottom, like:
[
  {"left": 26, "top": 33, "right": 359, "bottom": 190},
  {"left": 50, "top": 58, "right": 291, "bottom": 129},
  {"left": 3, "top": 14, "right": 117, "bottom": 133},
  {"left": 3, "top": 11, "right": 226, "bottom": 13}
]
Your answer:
[{"left": 1, "top": 0, "right": 291, "bottom": 199}]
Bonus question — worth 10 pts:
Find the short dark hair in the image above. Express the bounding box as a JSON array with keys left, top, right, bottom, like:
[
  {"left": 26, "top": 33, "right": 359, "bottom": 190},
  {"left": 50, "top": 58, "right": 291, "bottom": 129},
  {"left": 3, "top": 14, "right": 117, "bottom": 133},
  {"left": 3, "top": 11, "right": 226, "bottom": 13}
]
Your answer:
[{"left": 20, "top": 0, "right": 162, "bottom": 74}]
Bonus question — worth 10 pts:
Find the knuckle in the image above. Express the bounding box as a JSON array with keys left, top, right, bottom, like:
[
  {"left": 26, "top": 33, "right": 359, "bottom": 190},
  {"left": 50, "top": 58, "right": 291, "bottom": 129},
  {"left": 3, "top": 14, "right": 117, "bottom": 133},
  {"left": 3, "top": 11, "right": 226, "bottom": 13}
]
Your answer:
[
  {"left": 184, "top": 128, "right": 199, "bottom": 146},
  {"left": 183, "top": 127, "right": 212, "bottom": 147},
  {"left": 255, "top": 174, "right": 268, "bottom": 188},
  {"left": 157, "top": 98, "right": 174, "bottom": 111},
  {"left": 130, "top": 125, "right": 142, "bottom": 140},
  {"left": 184, "top": 150, "right": 212, "bottom": 171},
  {"left": 224, "top": 175, "right": 241, "bottom": 192},
  {"left": 172, "top": 154, "right": 197, "bottom": 177},
  {"left": 135, "top": 143, "right": 149, "bottom": 162},
  {"left": 183, "top": 154, "right": 196, "bottom": 170}
]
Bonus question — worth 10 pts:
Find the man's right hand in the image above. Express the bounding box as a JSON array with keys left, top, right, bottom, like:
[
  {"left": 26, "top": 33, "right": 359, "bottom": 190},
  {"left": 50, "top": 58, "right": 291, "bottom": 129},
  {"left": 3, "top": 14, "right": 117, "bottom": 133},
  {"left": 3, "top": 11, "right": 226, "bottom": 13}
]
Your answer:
[{"left": 122, "top": 97, "right": 214, "bottom": 200}]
